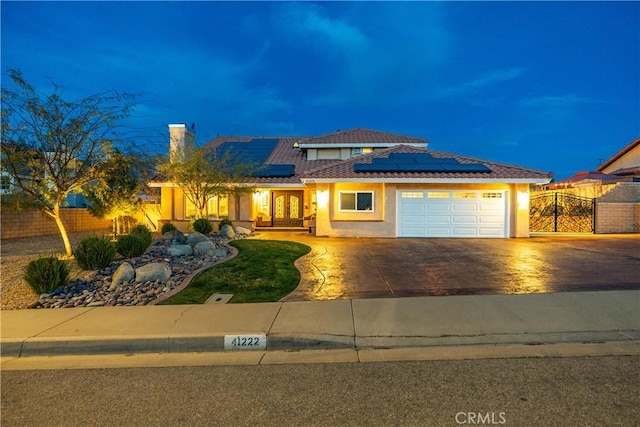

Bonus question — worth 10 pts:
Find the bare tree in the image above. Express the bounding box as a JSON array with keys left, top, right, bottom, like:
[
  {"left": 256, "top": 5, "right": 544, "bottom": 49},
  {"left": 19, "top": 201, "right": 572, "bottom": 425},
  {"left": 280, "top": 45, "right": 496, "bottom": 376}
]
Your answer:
[{"left": 1, "top": 69, "right": 138, "bottom": 256}]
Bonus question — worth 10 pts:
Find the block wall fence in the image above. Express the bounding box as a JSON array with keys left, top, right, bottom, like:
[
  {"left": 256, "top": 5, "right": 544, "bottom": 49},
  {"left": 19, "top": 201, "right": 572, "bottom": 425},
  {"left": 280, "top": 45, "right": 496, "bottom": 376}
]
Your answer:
[
  {"left": 1, "top": 207, "right": 161, "bottom": 240},
  {"left": 596, "top": 203, "right": 640, "bottom": 234}
]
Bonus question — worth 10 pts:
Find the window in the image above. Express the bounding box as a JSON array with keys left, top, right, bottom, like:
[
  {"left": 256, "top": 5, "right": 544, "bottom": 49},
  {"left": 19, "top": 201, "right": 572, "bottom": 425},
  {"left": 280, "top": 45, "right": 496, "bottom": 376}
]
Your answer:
[
  {"left": 427, "top": 191, "right": 450, "bottom": 198},
  {"left": 454, "top": 192, "right": 476, "bottom": 199},
  {"left": 185, "top": 195, "right": 229, "bottom": 219},
  {"left": 352, "top": 147, "right": 373, "bottom": 156},
  {"left": 481, "top": 192, "right": 503, "bottom": 199},
  {"left": 339, "top": 191, "right": 374, "bottom": 212},
  {"left": 401, "top": 192, "right": 424, "bottom": 198},
  {"left": 0, "top": 175, "right": 11, "bottom": 194}
]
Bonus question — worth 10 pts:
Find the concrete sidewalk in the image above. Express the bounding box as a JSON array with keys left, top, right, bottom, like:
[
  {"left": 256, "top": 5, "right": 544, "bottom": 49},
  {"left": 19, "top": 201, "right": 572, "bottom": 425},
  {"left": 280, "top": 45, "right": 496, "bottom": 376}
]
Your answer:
[{"left": 1, "top": 290, "right": 639, "bottom": 358}]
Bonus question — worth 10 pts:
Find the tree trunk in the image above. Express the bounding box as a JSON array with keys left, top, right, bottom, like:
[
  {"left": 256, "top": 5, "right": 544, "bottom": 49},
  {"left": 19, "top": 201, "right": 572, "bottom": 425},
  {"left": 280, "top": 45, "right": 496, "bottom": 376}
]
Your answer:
[{"left": 52, "top": 202, "right": 73, "bottom": 257}]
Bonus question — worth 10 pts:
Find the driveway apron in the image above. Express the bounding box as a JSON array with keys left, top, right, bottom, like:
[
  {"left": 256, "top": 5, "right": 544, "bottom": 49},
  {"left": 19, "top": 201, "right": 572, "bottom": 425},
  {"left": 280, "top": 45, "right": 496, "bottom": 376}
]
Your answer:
[{"left": 253, "top": 232, "right": 640, "bottom": 301}]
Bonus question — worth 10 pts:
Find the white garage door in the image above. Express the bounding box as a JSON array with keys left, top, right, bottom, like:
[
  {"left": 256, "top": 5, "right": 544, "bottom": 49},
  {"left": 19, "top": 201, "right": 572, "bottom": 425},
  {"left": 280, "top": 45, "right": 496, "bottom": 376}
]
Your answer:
[{"left": 397, "top": 190, "right": 508, "bottom": 237}]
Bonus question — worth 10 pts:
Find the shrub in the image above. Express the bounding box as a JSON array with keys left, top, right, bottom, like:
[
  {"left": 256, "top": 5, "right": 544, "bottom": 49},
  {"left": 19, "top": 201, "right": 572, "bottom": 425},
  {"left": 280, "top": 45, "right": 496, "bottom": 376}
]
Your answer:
[
  {"left": 74, "top": 235, "right": 116, "bottom": 270},
  {"left": 161, "top": 222, "right": 177, "bottom": 234},
  {"left": 129, "top": 224, "right": 153, "bottom": 247},
  {"left": 116, "top": 234, "right": 149, "bottom": 258},
  {"left": 219, "top": 218, "right": 233, "bottom": 230},
  {"left": 193, "top": 218, "right": 213, "bottom": 235},
  {"left": 23, "top": 256, "right": 69, "bottom": 295}
]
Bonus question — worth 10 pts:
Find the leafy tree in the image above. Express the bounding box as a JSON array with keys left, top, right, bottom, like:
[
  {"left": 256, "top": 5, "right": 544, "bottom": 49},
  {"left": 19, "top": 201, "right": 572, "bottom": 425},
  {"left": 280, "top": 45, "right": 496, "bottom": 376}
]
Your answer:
[
  {"left": 157, "top": 146, "right": 255, "bottom": 220},
  {"left": 1, "top": 69, "right": 137, "bottom": 256},
  {"left": 84, "top": 148, "right": 143, "bottom": 236}
]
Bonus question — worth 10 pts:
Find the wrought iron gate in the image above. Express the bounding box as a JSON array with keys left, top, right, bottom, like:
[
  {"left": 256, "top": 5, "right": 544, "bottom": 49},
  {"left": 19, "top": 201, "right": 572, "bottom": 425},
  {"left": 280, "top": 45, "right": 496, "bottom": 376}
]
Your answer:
[{"left": 529, "top": 192, "right": 595, "bottom": 233}]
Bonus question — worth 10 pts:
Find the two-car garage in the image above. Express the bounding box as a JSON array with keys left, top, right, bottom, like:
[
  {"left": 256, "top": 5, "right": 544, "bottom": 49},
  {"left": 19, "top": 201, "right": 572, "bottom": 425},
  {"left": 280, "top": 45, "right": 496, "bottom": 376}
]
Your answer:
[{"left": 397, "top": 190, "right": 508, "bottom": 238}]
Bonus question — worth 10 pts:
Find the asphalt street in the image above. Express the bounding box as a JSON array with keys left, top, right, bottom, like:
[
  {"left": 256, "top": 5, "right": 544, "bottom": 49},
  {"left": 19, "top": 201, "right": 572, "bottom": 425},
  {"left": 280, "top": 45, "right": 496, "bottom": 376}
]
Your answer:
[{"left": 2, "top": 356, "right": 637, "bottom": 426}]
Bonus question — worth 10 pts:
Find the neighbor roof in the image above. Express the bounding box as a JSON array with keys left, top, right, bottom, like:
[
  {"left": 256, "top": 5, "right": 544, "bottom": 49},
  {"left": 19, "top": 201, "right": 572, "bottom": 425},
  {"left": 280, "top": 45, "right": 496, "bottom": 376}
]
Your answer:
[
  {"left": 296, "top": 128, "right": 429, "bottom": 148},
  {"left": 596, "top": 137, "right": 640, "bottom": 172},
  {"left": 301, "top": 145, "right": 551, "bottom": 183}
]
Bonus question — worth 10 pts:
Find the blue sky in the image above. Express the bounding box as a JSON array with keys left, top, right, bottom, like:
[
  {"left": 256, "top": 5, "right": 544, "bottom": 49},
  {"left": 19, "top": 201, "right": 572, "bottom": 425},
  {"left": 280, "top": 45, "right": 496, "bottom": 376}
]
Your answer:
[{"left": 2, "top": 1, "right": 638, "bottom": 179}]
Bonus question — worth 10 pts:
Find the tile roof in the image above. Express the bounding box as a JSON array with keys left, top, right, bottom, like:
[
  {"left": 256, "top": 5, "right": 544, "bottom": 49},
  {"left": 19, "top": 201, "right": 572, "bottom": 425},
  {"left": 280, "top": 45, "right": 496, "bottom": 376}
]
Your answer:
[
  {"left": 200, "top": 132, "right": 550, "bottom": 184},
  {"left": 201, "top": 135, "right": 336, "bottom": 184},
  {"left": 301, "top": 145, "right": 551, "bottom": 182},
  {"left": 296, "top": 128, "right": 428, "bottom": 146},
  {"left": 607, "top": 166, "right": 640, "bottom": 177}
]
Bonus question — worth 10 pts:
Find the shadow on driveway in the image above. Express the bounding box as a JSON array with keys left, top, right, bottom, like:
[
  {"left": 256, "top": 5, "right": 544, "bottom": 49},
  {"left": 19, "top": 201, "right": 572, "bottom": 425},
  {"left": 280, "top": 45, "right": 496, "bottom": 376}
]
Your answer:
[{"left": 254, "top": 232, "right": 640, "bottom": 301}]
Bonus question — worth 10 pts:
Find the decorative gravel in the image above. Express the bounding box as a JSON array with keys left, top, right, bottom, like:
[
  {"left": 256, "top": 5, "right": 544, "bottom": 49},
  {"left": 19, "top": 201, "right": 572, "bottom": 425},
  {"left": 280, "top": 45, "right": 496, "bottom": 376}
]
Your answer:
[
  {"left": 2, "top": 232, "right": 239, "bottom": 309},
  {"left": 29, "top": 236, "right": 232, "bottom": 309}
]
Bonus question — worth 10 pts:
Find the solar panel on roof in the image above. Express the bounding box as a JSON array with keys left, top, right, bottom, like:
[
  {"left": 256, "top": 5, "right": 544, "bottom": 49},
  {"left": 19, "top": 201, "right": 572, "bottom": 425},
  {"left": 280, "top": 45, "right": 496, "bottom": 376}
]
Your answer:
[
  {"left": 253, "top": 164, "right": 295, "bottom": 178},
  {"left": 216, "top": 138, "right": 280, "bottom": 167},
  {"left": 354, "top": 153, "right": 491, "bottom": 173}
]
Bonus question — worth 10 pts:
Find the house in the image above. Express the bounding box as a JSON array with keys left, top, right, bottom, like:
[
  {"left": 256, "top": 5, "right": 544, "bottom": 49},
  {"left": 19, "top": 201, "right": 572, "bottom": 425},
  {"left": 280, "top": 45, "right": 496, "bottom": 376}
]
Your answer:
[
  {"left": 532, "top": 137, "right": 640, "bottom": 234},
  {"left": 596, "top": 137, "right": 640, "bottom": 179},
  {"left": 151, "top": 124, "right": 552, "bottom": 238}
]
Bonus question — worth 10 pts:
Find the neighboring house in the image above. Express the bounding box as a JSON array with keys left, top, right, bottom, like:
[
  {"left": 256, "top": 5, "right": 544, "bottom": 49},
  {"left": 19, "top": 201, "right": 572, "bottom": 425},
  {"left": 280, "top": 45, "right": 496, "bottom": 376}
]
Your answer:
[
  {"left": 533, "top": 137, "right": 640, "bottom": 234},
  {"left": 150, "top": 124, "right": 551, "bottom": 238},
  {"left": 543, "top": 137, "right": 640, "bottom": 198},
  {"left": 0, "top": 149, "right": 88, "bottom": 207},
  {"left": 596, "top": 137, "right": 640, "bottom": 179}
]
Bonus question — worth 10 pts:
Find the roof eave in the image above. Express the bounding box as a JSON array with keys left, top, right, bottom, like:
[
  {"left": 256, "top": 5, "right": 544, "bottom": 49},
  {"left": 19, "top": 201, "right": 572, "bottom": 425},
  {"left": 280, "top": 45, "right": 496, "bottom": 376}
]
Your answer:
[
  {"left": 301, "top": 177, "right": 551, "bottom": 184},
  {"left": 298, "top": 143, "right": 428, "bottom": 149}
]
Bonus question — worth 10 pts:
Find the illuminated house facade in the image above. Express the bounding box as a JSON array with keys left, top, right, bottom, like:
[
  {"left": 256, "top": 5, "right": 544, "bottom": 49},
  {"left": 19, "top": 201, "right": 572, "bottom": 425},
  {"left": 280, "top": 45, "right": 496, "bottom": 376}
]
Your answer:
[{"left": 151, "top": 125, "right": 551, "bottom": 238}]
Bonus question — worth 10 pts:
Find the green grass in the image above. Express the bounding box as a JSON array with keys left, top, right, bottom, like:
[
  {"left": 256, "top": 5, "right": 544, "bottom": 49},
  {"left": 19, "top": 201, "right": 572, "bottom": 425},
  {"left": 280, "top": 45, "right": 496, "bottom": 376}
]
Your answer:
[{"left": 161, "top": 240, "right": 310, "bottom": 304}]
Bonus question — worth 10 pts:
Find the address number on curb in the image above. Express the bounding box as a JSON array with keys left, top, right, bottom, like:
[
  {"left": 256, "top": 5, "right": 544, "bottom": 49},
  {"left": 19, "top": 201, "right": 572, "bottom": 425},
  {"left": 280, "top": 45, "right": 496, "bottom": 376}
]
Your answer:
[{"left": 224, "top": 334, "right": 267, "bottom": 351}]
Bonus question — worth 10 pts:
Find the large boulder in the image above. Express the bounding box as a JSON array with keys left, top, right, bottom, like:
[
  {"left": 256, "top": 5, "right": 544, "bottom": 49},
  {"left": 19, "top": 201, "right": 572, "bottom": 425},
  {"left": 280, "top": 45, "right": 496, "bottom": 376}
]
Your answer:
[
  {"left": 163, "top": 229, "right": 187, "bottom": 243},
  {"left": 186, "top": 231, "right": 208, "bottom": 246},
  {"left": 109, "top": 262, "right": 135, "bottom": 291},
  {"left": 193, "top": 240, "right": 216, "bottom": 256},
  {"left": 220, "top": 224, "right": 236, "bottom": 239},
  {"left": 234, "top": 226, "right": 252, "bottom": 235},
  {"left": 168, "top": 244, "right": 193, "bottom": 257},
  {"left": 214, "top": 247, "right": 228, "bottom": 258},
  {"left": 135, "top": 263, "right": 171, "bottom": 283}
]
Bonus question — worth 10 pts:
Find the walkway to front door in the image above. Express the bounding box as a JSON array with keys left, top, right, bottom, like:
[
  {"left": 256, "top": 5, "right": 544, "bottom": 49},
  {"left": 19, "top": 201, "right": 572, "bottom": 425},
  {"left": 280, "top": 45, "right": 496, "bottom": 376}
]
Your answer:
[{"left": 271, "top": 191, "right": 303, "bottom": 227}]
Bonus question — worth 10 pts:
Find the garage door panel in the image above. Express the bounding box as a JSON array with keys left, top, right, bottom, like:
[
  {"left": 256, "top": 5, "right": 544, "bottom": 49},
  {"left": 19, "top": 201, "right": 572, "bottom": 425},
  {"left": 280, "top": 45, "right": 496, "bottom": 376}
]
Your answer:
[
  {"left": 479, "top": 227, "right": 504, "bottom": 237},
  {"left": 402, "top": 226, "right": 427, "bottom": 235},
  {"left": 426, "top": 227, "right": 452, "bottom": 237},
  {"left": 479, "top": 215, "right": 504, "bottom": 224},
  {"left": 452, "top": 215, "right": 478, "bottom": 224},
  {"left": 452, "top": 203, "right": 479, "bottom": 212},
  {"left": 398, "top": 190, "right": 507, "bottom": 238},
  {"left": 452, "top": 228, "right": 478, "bottom": 236},
  {"left": 428, "top": 215, "right": 452, "bottom": 224},
  {"left": 426, "top": 204, "right": 451, "bottom": 212}
]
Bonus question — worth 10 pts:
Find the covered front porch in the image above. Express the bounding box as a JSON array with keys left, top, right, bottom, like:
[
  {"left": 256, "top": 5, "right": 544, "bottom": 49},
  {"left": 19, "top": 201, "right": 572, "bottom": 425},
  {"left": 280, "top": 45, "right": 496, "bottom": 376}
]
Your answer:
[{"left": 251, "top": 187, "right": 314, "bottom": 230}]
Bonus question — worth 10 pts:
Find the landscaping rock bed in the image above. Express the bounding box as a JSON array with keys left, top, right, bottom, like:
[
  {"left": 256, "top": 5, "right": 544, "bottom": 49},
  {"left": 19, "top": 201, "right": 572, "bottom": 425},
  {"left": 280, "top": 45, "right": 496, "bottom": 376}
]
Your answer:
[{"left": 30, "top": 233, "right": 234, "bottom": 309}]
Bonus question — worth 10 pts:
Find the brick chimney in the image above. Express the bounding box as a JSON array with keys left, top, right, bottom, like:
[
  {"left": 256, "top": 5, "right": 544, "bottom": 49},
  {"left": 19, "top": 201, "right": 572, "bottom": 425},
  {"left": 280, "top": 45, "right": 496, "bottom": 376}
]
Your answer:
[{"left": 169, "top": 123, "right": 196, "bottom": 162}]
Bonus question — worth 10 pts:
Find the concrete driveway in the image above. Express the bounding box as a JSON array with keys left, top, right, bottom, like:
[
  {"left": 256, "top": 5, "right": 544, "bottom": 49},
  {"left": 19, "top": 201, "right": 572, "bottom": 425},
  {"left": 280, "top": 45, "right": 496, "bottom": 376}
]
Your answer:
[{"left": 254, "top": 232, "right": 640, "bottom": 301}]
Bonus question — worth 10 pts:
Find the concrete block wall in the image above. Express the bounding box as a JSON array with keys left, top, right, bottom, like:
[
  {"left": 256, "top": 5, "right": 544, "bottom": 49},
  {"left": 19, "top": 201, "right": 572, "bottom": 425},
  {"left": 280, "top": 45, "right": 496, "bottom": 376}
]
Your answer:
[
  {"left": 1, "top": 209, "right": 112, "bottom": 240},
  {"left": 595, "top": 203, "right": 640, "bottom": 234}
]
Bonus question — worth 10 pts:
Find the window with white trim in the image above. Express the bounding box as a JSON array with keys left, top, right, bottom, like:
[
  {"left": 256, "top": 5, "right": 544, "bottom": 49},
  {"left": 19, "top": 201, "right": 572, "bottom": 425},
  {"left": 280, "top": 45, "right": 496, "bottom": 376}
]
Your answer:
[{"left": 339, "top": 191, "right": 374, "bottom": 212}]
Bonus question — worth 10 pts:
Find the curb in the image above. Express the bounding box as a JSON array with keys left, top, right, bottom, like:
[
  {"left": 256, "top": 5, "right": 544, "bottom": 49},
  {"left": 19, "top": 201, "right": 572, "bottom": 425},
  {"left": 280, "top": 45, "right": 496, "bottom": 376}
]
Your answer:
[{"left": 3, "top": 329, "right": 638, "bottom": 358}]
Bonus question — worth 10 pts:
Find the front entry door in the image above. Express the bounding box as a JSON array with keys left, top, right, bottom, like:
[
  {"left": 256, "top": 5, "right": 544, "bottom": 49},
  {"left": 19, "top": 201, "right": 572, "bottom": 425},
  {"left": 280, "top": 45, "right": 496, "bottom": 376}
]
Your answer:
[{"left": 272, "top": 191, "right": 303, "bottom": 227}]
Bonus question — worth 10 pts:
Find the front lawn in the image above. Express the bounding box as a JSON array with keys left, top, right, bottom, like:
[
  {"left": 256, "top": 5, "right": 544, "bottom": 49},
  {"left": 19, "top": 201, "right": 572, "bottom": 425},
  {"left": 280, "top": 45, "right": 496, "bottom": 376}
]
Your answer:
[{"left": 161, "top": 239, "right": 310, "bottom": 304}]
